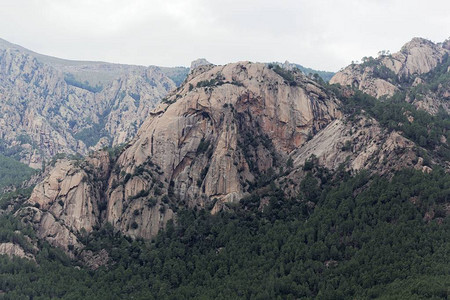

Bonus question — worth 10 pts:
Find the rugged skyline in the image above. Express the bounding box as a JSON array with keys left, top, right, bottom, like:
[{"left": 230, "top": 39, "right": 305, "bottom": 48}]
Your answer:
[{"left": 1, "top": 0, "right": 449, "bottom": 71}]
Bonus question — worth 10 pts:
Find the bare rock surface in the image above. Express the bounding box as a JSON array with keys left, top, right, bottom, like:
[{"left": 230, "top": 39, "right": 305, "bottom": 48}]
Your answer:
[
  {"left": 0, "top": 242, "right": 35, "bottom": 260},
  {"left": 330, "top": 38, "right": 449, "bottom": 114}
]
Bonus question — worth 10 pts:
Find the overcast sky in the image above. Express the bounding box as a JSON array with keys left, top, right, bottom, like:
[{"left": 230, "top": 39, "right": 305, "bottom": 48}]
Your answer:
[{"left": 1, "top": 0, "right": 449, "bottom": 71}]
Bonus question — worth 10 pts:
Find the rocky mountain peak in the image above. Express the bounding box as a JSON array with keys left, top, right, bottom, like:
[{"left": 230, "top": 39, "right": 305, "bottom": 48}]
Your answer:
[
  {"left": 329, "top": 37, "right": 449, "bottom": 114},
  {"left": 190, "top": 58, "right": 213, "bottom": 70},
  {"left": 394, "top": 37, "right": 448, "bottom": 76},
  {"left": 107, "top": 61, "right": 341, "bottom": 233},
  {"left": 17, "top": 61, "right": 342, "bottom": 248},
  {"left": 401, "top": 37, "right": 437, "bottom": 52}
]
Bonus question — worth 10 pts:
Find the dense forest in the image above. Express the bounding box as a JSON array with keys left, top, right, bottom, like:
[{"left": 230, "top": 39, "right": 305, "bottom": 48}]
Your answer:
[
  {"left": 0, "top": 154, "right": 36, "bottom": 190},
  {"left": 0, "top": 167, "right": 448, "bottom": 299}
]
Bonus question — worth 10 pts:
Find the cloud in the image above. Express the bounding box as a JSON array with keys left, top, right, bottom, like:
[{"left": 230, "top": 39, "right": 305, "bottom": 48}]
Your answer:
[{"left": 0, "top": 0, "right": 448, "bottom": 71}]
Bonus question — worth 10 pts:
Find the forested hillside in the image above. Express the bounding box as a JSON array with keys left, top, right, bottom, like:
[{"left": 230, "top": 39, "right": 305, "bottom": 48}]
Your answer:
[
  {"left": 0, "top": 168, "right": 448, "bottom": 299},
  {"left": 0, "top": 154, "right": 36, "bottom": 190}
]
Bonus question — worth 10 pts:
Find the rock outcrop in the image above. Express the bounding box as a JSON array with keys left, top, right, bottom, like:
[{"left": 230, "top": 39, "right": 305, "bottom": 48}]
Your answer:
[
  {"left": 190, "top": 58, "right": 213, "bottom": 70},
  {"left": 0, "top": 242, "right": 35, "bottom": 260},
  {"left": 330, "top": 63, "right": 398, "bottom": 98},
  {"left": 106, "top": 62, "right": 341, "bottom": 237},
  {"left": 275, "top": 115, "right": 432, "bottom": 199},
  {"left": 16, "top": 151, "right": 111, "bottom": 254},
  {"left": 388, "top": 38, "right": 448, "bottom": 77},
  {"left": 330, "top": 38, "right": 449, "bottom": 114},
  {"left": 290, "top": 117, "right": 419, "bottom": 173}
]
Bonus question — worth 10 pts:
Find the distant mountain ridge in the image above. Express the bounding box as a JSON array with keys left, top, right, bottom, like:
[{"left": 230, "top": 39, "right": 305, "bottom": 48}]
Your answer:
[
  {"left": 0, "top": 38, "right": 185, "bottom": 168},
  {"left": 293, "top": 63, "right": 335, "bottom": 81},
  {"left": 0, "top": 38, "right": 189, "bottom": 87}
]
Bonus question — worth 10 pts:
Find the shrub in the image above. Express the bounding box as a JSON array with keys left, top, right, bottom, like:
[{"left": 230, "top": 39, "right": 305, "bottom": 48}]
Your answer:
[
  {"left": 341, "top": 140, "right": 352, "bottom": 151},
  {"left": 147, "top": 198, "right": 157, "bottom": 208},
  {"left": 196, "top": 138, "right": 211, "bottom": 154},
  {"left": 269, "top": 64, "right": 297, "bottom": 86}
]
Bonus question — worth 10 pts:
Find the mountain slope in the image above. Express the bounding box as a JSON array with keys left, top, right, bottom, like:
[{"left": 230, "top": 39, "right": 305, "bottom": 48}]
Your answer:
[{"left": 0, "top": 40, "right": 178, "bottom": 168}]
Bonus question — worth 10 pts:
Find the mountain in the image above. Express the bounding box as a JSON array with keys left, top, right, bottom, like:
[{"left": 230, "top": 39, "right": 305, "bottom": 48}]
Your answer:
[
  {"left": 16, "top": 53, "right": 444, "bottom": 253},
  {"left": 330, "top": 37, "right": 450, "bottom": 114},
  {"left": 0, "top": 38, "right": 189, "bottom": 88},
  {"left": 1, "top": 37, "right": 449, "bottom": 299},
  {"left": 16, "top": 61, "right": 341, "bottom": 249},
  {"left": 0, "top": 39, "right": 188, "bottom": 168}
]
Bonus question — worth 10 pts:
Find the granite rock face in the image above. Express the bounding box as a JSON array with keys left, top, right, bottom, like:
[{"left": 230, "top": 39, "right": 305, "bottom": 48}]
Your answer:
[
  {"left": 16, "top": 151, "right": 111, "bottom": 255},
  {"left": 18, "top": 62, "right": 341, "bottom": 250},
  {"left": 0, "top": 242, "right": 35, "bottom": 260},
  {"left": 107, "top": 62, "right": 341, "bottom": 237}
]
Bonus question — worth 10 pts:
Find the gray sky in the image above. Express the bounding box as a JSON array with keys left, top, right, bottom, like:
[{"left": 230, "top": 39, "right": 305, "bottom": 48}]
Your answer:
[{"left": 1, "top": 0, "right": 449, "bottom": 71}]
